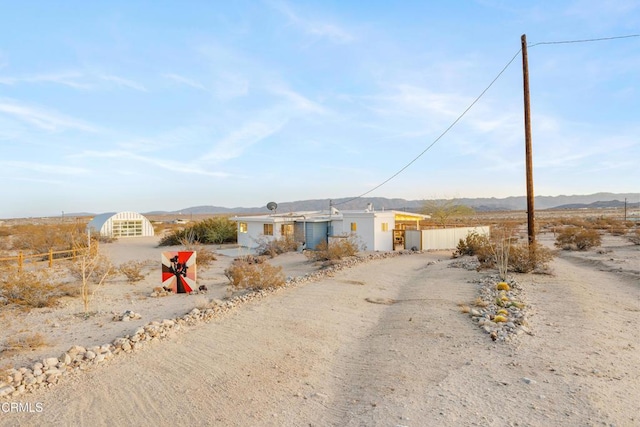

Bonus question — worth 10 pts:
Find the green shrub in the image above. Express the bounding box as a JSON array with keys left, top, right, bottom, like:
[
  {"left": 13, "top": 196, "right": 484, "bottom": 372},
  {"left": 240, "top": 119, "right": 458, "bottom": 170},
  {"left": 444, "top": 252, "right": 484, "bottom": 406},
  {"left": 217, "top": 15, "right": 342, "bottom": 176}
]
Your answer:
[
  {"left": 159, "top": 217, "right": 237, "bottom": 246},
  {"left": 454, "top": 232, "right": 493, "bottom": 265},
  {"left": 555, "top": 227, "right": 602, "bottom": 250},
  {"left": 224, "top": 257, "right": 285, "bottom": 290}
]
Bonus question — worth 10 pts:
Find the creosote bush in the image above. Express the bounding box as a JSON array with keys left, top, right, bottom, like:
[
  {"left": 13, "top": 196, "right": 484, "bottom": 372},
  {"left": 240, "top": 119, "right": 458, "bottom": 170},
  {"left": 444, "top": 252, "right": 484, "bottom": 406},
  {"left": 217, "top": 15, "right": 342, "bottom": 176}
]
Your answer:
[
  {"left": 555, "top": 227, "right": 602, "bottom": 250},
  {"left": 224, "top": 256, "right": 285, "bottom": 290},
  {"left": 256, "top": 235, "right": 299, "bottom": 258},
  {"left": 304, "top": 237, "right": 359, "bottom": 262},
  {"left": 627, "top": 229, "right": 640, "bottom": 245},
  {"left": 508, "top": 242, "right": 554, "bottom": 273}
]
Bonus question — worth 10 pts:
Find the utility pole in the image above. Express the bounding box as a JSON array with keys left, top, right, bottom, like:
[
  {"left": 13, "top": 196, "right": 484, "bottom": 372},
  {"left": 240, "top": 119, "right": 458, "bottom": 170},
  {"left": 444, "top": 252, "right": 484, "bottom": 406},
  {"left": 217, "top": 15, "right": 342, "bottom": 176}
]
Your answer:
[{"left": 521, "top": 34, "right": 536, "bottom": 247}]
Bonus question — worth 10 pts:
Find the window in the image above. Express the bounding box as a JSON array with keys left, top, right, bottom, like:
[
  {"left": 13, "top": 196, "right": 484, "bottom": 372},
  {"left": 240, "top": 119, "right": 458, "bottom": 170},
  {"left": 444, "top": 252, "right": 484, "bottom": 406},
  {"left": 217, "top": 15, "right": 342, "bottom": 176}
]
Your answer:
[
  {"left": 263, "top": 223, "right": 274, "bottom": 236},
  {"left": 381, "top": 223, "right": 389, "bottom": 232},
  {"left": 281, "top": 223, "right": 294, "bottom": 236},
  {"left": 350, "top": 222, "right": 357, "bottom": 232},
  {"left": 239, "top": 222, "right": 247, "bottom": 233}
]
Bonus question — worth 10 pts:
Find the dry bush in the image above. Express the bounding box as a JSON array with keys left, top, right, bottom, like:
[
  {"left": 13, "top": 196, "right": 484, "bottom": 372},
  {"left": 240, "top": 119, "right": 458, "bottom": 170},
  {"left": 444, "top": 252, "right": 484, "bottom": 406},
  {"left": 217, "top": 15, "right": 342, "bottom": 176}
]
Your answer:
[
  {"left": 2, "top": 332, "right": 49, "bottom": 354},
  {"left": 555, "top": 227, "right": 602, "bottom": 250},
  {"left": 508, "top": 243, "right": 554, "bottom": 273},
  {"left": 256, "top": 235, "right": 299, "bottom": 258},
  {"left": 224, "top": 257, "right": 285, "bottom": 290},
  {"left": 627, "top": 229, "right": 640, "bottom": 245},
  {"left": 305, "top": 237, "right": 359, "bottom": 262},
  {"left": 182, "top": 243, "right": 217, "bottom": 267},
  {"left": 0, "top": 269, "right": 68, "bottom": 308},
  {"left": 454, "top": 231, "right": 493, "bottom": 265},
  {"left": 119, "top": 260, "right": 147, "bottom": 282},
  {"left": 10, "top": 222, "right": 88, "bottom": 254}
]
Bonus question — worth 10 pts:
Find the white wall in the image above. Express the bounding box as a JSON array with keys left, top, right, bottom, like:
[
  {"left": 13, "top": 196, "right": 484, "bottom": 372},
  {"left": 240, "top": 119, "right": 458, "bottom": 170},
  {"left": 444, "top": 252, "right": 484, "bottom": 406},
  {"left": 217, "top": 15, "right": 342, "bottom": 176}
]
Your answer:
[{"left": 419, "top": 226, "right": 490, "bottom": 250}]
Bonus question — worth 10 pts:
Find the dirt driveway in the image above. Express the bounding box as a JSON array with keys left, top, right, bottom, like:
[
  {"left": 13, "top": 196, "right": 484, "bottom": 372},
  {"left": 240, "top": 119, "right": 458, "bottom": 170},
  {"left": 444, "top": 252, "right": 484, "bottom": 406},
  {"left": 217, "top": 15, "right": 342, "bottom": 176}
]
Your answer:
[{"left": 2, "top": 245, "right": 638, "bottom": 427}]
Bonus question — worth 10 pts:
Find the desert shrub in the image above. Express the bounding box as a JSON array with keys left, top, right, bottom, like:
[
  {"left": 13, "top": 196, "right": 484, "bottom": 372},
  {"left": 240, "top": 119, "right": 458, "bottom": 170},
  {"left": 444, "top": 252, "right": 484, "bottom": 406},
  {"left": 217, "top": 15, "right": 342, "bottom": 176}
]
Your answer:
[
  {"left": 555, "top": 227, "right": 602, "bottom": 250},
  {"left": 256, "top": 235, "right": 299, "bottom": 258},
  {"left": 10, "top": 222, "right": 88, "bottom": 254},
  {"left": 0, "top": 269, "right": 66, "bottom": 308},
  {"left": 627, "top": 229, "right": 640, "bottom": 245},
  {"left": 159, "top": 217, "right": 237, "bottom": 246},
  {"left": 2, "top": 332, "right": 49, "bottom": 354},
  {"left": 119, "top": 260, "right": 147, "bottom": 282},
  {"left": 454, "top": 231, "right": 493, "bottom": 265},
  {"left": 224, "top": 257, "right": 285, "bottom": 290},
  {"left": 182, "top": 243, "right": 217, "bottom": 267},
  {"left": 507, "top": 242, "right": 554, "bottom": 273},
  {"left": 305, "top": 237, "right": 359, "bottom": 262}
]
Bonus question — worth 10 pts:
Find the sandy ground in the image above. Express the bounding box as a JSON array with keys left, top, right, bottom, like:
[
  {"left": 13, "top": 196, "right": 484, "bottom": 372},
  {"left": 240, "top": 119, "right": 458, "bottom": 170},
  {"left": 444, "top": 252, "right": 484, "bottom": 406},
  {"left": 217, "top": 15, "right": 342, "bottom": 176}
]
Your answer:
[{"left": 1, "top": 234, "right": 639, "bottom": 426}]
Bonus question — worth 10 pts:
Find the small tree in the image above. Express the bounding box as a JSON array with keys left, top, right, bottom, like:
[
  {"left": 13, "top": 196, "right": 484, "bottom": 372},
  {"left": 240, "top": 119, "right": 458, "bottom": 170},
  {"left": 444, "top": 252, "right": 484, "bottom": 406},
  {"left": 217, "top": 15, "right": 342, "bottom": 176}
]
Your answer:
[
  {"left": 71, "top": 245, "right": 114, "bottom": 316},
  {"left": 421, "top": 199, "right": 474, "bottom": 227}
]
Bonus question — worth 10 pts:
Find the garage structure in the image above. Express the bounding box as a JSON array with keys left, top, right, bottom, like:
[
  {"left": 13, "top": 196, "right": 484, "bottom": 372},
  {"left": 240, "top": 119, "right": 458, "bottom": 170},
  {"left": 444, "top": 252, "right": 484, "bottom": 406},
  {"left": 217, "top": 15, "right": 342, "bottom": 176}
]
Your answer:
[{"left": 86, "top": 211, "right": 155, "bottom": 238}]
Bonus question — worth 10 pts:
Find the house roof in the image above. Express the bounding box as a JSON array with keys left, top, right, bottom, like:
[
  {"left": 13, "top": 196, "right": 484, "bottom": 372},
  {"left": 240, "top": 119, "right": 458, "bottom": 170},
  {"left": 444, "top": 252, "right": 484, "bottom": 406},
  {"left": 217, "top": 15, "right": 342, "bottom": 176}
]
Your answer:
[{"left": 233, "top": 209, "right": 429, "bottom": 222}]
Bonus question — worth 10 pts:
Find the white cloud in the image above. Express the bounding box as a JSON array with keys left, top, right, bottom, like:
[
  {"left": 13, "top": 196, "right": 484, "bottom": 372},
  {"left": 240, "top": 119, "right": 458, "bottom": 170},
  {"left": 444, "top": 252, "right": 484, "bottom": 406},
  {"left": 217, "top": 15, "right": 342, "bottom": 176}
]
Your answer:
[
  {"left": 0, "top": 71, "right": 91, "bottom": 89},
  {"left": 0, "top": 99, "right": 97, "bottom": 132},
  {"left": 162, "top": 73, "right": 207, "bottom": 91},
  {"left": 99, "top": 74, "right": 147, "bottom": 92},
  {"left": 268, "top": 0, "right": 354, "bottom": 44},
  {"left": 268, "top": 85, "right": 328, "bottom": 114}
]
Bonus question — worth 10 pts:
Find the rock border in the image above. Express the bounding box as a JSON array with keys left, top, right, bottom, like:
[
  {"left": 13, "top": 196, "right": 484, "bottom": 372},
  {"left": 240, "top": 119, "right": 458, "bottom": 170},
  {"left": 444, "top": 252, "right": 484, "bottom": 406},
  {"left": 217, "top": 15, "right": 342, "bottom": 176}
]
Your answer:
[{"left": 1, "top": 250, "right": 418, "bottom": 399}]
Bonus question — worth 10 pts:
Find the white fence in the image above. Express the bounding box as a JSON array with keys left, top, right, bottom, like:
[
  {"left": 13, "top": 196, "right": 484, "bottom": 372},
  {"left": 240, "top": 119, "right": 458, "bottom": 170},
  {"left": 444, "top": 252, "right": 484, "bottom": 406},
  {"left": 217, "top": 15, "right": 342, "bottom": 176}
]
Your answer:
[{"left": 405, "top": 226, "right": 490, "bottom": 251}]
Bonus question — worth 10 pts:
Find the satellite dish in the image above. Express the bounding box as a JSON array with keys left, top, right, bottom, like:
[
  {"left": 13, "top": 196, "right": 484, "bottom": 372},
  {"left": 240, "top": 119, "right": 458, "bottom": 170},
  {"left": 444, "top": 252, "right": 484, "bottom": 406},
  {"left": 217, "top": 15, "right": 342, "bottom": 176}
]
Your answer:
[{"left": 266, "top": 201, "right": 278, "bottom": 213}]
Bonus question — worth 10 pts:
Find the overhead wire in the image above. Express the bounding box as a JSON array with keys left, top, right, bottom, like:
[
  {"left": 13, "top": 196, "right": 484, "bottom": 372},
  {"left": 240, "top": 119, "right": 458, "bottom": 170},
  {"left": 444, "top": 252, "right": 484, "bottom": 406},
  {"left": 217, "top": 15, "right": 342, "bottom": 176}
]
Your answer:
[{"left": 332, "top": 33, "right": 640, "bottom": 207}]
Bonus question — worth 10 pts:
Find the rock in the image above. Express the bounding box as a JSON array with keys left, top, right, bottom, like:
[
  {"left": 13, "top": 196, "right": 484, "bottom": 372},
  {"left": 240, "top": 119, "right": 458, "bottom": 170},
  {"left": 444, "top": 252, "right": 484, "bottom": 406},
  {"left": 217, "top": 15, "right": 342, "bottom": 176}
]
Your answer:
[
  {"left": 43, "top": 357, "right": 59, "bottom": 368},
  {"left": 84, "top": 351, "right": 96, "bottom": 360},
  {"left": 0, "top": 385, "right": 16, "bottom": 397},
  {"left": 59, "top": 353, "right": 72, "bottom": 365},
  {"left": 522, "top": 377, "right": 537, "bottom": 385}
]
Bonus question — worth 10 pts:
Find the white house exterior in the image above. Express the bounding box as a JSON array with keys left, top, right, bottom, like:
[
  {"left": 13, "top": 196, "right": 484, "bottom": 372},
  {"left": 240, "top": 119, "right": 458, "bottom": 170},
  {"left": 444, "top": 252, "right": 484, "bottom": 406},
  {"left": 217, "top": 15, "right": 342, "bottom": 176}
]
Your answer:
[{"left": 233, "top": 207, "right": 428, "bottom": 252}]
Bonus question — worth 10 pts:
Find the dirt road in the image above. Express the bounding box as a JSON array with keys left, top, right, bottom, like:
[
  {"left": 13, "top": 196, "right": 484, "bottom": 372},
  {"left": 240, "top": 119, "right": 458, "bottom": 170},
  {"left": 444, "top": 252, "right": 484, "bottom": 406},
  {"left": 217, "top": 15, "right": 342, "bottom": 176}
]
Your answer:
[{"left": 2, "top": 251, "right": 638, "bottom": 426}]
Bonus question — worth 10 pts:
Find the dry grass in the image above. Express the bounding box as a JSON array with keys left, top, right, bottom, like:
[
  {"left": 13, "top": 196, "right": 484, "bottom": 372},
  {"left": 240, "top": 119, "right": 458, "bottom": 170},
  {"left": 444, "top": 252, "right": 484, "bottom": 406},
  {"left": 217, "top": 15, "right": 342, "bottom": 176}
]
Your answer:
[
  {"left": 305, "top": 237, "right": 359, "bottom": 262},
  {"left": 2, "top": 332, "right": 49, "bottom": 355},
  {"left": 118, "top": 260, "right": 148, "bottom": 282}
]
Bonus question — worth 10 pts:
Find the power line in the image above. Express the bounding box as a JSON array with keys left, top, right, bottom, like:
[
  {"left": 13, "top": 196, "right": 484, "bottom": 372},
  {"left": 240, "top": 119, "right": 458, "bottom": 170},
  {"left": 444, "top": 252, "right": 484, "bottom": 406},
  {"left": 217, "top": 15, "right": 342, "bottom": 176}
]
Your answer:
[
  {"left": 334, "top": 33, "right": 639, "bottom": 208},
  {"left": 334, "top": 48, "right": 522, "bottom": 207},
  {"left": 528, "top": 34, "right": 639, "bottom": 47}
]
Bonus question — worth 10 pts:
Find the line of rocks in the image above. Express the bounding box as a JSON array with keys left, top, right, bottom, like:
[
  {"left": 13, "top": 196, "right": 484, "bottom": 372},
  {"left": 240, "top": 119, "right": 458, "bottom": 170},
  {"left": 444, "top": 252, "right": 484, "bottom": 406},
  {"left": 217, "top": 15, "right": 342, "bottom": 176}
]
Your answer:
[
  {"left": 1, "top": 250, "right": 419, "bottom": 399},
  {"left": 468, "top": 274, "right": 533, "bottom": 342}
]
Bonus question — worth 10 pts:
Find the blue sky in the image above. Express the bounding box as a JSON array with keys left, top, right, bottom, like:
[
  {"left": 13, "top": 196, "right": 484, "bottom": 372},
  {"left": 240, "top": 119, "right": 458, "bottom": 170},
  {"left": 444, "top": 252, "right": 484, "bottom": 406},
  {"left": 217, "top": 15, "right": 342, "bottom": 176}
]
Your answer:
[{"left": 1, "top": 1, "right": 638, "bottom": 218}]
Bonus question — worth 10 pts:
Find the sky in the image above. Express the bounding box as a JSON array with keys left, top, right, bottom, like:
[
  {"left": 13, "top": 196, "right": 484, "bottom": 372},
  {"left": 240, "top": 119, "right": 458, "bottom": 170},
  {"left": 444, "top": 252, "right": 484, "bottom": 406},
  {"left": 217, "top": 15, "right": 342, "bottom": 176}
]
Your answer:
[{"left": 1, "top": 1, "right": 639, "bottom": 218}]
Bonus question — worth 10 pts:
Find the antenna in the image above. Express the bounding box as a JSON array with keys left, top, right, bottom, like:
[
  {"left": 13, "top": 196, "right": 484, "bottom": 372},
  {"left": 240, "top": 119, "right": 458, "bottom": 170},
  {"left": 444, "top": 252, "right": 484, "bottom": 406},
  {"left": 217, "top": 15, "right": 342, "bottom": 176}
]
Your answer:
[{"left": 266, "top": 201, "right": 278, "bottom": 214}]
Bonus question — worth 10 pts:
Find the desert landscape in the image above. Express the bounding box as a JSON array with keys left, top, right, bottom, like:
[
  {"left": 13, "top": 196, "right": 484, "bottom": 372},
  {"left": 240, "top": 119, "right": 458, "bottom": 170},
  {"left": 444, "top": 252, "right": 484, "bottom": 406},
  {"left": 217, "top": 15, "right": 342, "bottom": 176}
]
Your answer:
[{"left": 0, "top": 212, "right": 638, "bottom": 427}]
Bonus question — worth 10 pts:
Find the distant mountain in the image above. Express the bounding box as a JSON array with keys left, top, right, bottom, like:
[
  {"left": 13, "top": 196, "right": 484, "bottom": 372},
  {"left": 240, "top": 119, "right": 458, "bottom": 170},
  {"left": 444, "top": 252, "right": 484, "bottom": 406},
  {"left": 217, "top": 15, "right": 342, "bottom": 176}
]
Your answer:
[{"left": 160, "top": 192, "right": 639, "bottom": 215}]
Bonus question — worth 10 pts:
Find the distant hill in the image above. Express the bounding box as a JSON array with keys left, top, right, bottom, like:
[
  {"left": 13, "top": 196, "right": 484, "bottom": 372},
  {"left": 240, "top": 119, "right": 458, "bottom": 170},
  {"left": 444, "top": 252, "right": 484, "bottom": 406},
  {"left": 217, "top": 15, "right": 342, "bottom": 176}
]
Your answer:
[{"left": 152, "top": 192, "right": 640, "bottom": 215}]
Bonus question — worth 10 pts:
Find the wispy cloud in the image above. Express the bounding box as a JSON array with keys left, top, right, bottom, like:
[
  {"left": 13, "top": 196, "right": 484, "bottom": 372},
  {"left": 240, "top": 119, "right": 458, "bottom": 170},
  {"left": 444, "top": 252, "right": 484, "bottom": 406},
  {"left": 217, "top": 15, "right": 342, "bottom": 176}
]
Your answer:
[
  {"left": 162, "top": 73, "right": 207, "bottom": 91},
  {"left": 269, "top": 0, "right": 354, "bottom": 44},
  {"left": 268, "top": 85, "right": 328, "bottom": 114},
  {"left": 0, "top": 71, "right": 91, "bottom": 89},
  {"left": 0, "top": 160, "right": 88, "bottom": 175},
  {"left": 99, "top": 74, "right": 147, "bottom": 92},
  {"left": 71, "top": 149, "right": 230, "bottom": 177},
  {"left": 202, "top": 116, "right": 289, "bottom": 162},
  {"left": 0, "top": 99, "right": 97, "bottom": 132}
]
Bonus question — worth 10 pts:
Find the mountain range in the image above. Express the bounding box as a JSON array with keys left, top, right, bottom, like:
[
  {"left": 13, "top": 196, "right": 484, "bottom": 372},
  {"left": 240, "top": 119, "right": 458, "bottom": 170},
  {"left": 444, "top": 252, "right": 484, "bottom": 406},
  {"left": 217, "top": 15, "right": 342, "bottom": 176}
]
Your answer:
[{"left": 146, "top": 192, "right": 640, "bottom": 216}]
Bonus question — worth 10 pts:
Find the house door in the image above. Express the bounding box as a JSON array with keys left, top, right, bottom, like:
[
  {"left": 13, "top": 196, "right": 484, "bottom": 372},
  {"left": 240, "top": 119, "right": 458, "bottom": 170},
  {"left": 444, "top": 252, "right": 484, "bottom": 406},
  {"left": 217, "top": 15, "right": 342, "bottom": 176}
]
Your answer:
[{"left": 393, "top": 229, "right": 405, "bottom": 251}]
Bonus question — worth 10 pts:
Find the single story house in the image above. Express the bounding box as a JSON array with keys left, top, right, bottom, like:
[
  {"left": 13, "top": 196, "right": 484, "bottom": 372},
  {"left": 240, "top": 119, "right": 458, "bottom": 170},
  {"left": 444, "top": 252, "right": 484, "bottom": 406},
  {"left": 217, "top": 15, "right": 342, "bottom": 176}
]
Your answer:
[{"left": 233, "top": 205, "right": 430, "bottom": 252}]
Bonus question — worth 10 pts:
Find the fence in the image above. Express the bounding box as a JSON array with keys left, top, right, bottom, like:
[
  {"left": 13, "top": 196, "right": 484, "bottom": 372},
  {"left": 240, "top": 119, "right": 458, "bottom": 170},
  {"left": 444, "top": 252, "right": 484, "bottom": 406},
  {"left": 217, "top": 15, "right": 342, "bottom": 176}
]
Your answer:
[
  {"left": 405, "top": 226, "right": 491, "bottom": 251},
  {"left": 0, "top": 243, "right": 98, "bottom": 273}
]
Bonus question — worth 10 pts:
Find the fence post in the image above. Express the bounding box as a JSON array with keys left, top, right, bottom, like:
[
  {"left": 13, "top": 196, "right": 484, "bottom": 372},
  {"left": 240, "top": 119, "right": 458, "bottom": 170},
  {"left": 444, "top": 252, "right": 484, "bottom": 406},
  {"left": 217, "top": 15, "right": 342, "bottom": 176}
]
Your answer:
[
  {"left": 49, "top": 249, "right": 53, "bottom": 268},
  {"left": 18, "top": 251, "right": 24, "bottom": 273}
]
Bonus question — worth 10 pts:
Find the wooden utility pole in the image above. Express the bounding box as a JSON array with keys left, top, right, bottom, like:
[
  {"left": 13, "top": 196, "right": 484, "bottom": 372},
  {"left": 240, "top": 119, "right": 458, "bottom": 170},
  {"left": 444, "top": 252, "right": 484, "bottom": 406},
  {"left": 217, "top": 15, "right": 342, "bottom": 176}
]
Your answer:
[{"left": 521, "top": 34, "right": 535, "bottom": 247}]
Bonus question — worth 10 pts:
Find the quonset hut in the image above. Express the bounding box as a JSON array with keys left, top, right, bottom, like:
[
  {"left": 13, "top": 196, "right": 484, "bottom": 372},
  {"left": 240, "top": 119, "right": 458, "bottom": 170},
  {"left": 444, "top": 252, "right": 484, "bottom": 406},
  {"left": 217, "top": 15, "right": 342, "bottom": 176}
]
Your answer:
[{"left": 86, "top": 211, "right": 155, "bottom": 238}]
